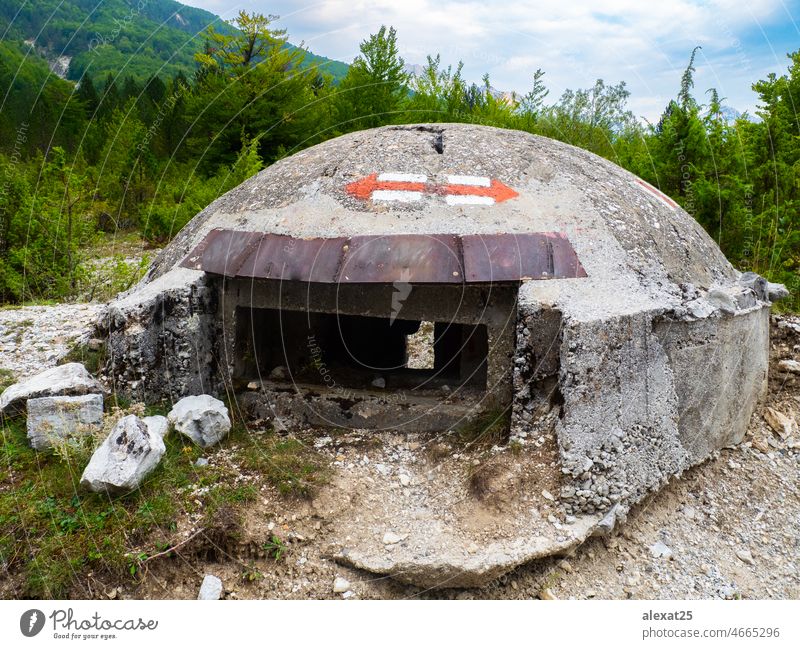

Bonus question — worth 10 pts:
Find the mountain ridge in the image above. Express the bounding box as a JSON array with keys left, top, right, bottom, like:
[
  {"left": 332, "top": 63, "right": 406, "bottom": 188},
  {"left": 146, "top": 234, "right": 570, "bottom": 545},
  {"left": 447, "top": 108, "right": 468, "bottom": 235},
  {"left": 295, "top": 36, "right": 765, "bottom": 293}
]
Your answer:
[{"left": 0, "top": 0, "right": 349, "bottom": 84}]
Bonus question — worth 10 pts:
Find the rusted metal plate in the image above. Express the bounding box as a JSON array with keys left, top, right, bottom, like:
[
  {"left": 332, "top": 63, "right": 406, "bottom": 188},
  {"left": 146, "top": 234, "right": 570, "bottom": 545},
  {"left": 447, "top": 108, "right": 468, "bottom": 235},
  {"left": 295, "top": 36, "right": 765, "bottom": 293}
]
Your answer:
[
  {"left": 180, "top": 229, "right": 263, "bottom": 276},
  {"left": 549, "top": 233, "right": 588, "bottom": 279},
  {"left": 338, "top": 234, "right": 462, "bottom": 283},
  {"left": 461, "top": 233, "right": 586, "bottom": 282},
  {"left": 182, "top": 230, "right": 585, "bottom": 283},
  {"left": 461, "top": 233, "right": 550, "bottom": 282},
  {"left": 236, "top": 234, "right": 348, "bottom": 282}
]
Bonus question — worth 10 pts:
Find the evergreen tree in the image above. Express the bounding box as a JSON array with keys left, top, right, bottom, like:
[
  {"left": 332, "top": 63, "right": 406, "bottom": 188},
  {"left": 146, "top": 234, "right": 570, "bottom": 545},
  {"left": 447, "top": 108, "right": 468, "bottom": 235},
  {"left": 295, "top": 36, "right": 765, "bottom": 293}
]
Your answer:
[
  {"left": 185, "top": 11, "right": 319, "bottom": 169},
  {"left": 75, "top": 74, "right": 99, "bottom": 116},
  {"left": 334, "top": 26, "right": 409, "bottom": 132}
]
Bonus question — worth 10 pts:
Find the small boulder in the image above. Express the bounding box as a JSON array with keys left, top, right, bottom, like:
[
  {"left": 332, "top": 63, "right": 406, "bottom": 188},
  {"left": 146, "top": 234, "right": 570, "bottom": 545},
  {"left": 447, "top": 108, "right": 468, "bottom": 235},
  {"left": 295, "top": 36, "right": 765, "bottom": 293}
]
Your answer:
[
  {"left": 198, "top": 574, "right": 223, "bottom": 600},
  {"left": 763, "top": 407, "right": 795, "bottom": 440},
  {"left": 143, "top": 415, "right": 170, "bottom": 439},
  {"left": 80, "top": 415, "right": 165, "bottom": 493},
  {"left": 778, "top": 359, "right": 800, "bottom": 375},
  {"left": 333, "top": 577, "right": 351, "bottom": 593},
  {"left": 168, "top": 395, "right": 231, "bottom": 447},
  {"left": 0, "top": 363, "right": 104, "bottom": 415},
  {"left": 26, "top": 394, "right": 103, "bottom": 451},
  {"left": 767, "top": 282, "right": 790, "bottom": 302}
]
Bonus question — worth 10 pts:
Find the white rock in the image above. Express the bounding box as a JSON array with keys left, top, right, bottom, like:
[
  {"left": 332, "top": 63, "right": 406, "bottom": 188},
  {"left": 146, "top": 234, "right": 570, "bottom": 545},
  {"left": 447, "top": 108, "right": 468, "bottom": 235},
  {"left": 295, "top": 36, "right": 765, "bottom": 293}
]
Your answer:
[
  {"left": 541, "top": 489, "right": 555, "bottom": 501},
  {"left": 143, "top": 415, "right": 170, "bottom": 439},
  {"left": 778, "top": 359, "right": 800, "bottom": 375},
  {"left": 167, "top": 395, "right": 231, "bottom": 447},
  {"left": 333, "top": 577, "right": 351, "bottom": 593},
  {"left": 198, "top": 574, "right": 223, "bottom": 600},
  {"left": 80, "top": 415, "right": 165, "bottom": 493},
  {"left": 382, "top": 532, "right": 404, "bottom": 545},
  {"left": 399, "top": 474, "right": 411, "bottom": 487},
  {"left": 26, "top": 394, "right": 103, "bottom": 451},
  {"left": 0, "top": 363, "right": 103, "bottom": 414},
  {"left": 195, "top": 457, "right": 209, "bottom": 467},
  {"left": 736, "top": 548, "right": 755, "bottom": 565},
  {"left": 649, "top": 540, "right": 673, "bottom": 559}
]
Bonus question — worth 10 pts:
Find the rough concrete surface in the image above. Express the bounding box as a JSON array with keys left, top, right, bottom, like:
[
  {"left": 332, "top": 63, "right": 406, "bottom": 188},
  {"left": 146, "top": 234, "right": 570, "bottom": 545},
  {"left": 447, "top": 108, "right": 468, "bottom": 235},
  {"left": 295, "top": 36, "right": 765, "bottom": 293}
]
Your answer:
[
  {"left": 80, "top": 415, "right": 166, "bottom": 493},
  {"left": 94, "top": 124, "right": 783, "bottom": 586},
  {"left": 0, "top": 362, "right": 104, "bottom": 414},
  {"left": 25, "top": 393, "right": 103, "bottom": 451}
]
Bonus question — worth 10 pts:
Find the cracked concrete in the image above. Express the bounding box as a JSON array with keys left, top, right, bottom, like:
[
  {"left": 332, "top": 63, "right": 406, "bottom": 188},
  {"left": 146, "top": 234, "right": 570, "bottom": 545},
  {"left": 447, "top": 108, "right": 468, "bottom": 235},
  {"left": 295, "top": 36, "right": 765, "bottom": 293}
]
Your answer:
[{"left": 97, "top": 123, "right": 782, "bottom": 587}]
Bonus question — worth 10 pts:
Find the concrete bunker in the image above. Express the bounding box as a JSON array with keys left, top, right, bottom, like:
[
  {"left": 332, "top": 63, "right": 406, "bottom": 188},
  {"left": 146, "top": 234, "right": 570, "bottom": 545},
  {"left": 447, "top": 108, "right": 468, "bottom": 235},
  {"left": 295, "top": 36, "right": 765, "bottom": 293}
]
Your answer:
[
  {"left": 100, "top": 123, "right": 787, "bottom": 587},
  {"left": 196, "top": 230, "right": 582, "bottom": 431}
]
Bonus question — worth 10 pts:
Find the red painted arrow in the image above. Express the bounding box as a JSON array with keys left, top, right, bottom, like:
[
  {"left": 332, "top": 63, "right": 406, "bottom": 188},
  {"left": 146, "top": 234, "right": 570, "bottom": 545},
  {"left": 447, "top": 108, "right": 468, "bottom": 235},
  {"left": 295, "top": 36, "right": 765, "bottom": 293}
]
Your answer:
[{"left": 346, "top": 174, "right": 519, "bottom": 203}]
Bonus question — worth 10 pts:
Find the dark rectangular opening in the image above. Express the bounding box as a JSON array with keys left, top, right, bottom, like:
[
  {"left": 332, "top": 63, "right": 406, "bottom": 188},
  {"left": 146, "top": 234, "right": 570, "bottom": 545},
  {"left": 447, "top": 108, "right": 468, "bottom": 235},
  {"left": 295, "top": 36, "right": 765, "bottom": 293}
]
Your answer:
[{"left": 234, "top": 307, "right": 487, "bottom": 392}]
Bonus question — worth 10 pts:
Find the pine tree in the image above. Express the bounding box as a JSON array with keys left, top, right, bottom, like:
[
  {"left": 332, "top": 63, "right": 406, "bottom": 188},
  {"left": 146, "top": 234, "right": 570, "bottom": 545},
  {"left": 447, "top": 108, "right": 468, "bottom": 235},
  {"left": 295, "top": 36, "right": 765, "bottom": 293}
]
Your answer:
[{"left": 334, "top": 26, "right": 409, "bottom": 132}]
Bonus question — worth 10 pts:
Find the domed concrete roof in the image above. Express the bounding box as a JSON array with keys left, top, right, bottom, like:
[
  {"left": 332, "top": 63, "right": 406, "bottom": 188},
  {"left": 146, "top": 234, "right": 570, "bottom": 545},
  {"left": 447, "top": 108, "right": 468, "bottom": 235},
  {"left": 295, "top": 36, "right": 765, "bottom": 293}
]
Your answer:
[{"left": 148, "top": 123, "right": 736, "bottom": 322}]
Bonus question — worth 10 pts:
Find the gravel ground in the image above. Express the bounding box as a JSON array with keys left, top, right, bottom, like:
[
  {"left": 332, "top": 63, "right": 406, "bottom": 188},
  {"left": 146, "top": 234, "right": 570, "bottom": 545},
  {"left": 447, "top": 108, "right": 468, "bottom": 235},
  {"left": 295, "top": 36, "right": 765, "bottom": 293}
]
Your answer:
[
  {"left": 0, "top": 303, "right": 103, "bottom": 380},
  {"left": 1, "top": 303, "right": 797, "bottom": 600}
]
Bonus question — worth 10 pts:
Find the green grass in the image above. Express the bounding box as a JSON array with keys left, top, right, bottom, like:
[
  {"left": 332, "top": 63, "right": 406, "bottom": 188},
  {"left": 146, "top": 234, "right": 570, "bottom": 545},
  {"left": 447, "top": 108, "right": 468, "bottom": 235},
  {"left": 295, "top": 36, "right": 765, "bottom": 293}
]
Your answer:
[
  {"left": 0, "top": 369, "right": 15, "bottom": 392},
  {"left": 0, "top": 412, "right": 330, "bottom": 598},
  {"left": 456, "top": 407, "right": 511, "bottom": 448},
  {"left": 236, "top": 434, "right": 330, "bottom": 498},
  {"left": 58, "top": 340, "right": 107, "bottom": 375},
  {"left": 0, "top": 417, "right": 190, "bottom": 597},
  {"left": 263, "top": 535, "right": 287, "bottom": 561}
]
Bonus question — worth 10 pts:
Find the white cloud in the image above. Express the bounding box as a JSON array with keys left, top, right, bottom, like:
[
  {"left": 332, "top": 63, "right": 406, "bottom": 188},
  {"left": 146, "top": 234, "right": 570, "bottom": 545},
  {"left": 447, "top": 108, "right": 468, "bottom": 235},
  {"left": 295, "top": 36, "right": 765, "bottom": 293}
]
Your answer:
[{"left": 184, "top": 0, "right": 793, "bottom": 120}]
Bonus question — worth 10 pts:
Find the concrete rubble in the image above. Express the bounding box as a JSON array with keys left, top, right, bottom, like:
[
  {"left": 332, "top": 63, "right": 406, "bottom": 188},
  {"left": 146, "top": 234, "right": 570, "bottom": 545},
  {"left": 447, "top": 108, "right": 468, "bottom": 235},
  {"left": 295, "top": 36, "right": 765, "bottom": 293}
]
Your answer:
[
  {"left": 25, "top": 393, "right": 103, "bottom": 451},
  {"left": 80, "top": 415, "right": 166, "bottom": 493},
  {"left": 0, "top": 362, "right": 104, "bottom": 414},
  {"left": 167, "top": 395, "right": 231, "bottom": 447}
]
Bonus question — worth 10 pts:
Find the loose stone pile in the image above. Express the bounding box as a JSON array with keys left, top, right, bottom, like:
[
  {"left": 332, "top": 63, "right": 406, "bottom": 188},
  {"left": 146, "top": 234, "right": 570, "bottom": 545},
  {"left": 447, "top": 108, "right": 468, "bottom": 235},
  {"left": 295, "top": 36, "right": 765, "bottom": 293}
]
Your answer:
[{"left": 0, "top": 363, "right": 231, "bottom": 492}]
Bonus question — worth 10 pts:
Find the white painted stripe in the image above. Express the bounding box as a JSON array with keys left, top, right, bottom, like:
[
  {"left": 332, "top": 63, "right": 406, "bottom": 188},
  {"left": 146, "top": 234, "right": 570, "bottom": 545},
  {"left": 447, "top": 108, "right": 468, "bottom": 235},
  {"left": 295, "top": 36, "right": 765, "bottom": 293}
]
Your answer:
[
  {"left": 447, "top": 174, "right": 491, "bottom": 187},
  {"left": 377, "top": 172, "right": 427, "bottom": 183},
  {"left": 373, "top": 190, "right": 423, "bottom": 202},
  {"left": 445, "top": 195, "right": 495, "bottom": 206}
]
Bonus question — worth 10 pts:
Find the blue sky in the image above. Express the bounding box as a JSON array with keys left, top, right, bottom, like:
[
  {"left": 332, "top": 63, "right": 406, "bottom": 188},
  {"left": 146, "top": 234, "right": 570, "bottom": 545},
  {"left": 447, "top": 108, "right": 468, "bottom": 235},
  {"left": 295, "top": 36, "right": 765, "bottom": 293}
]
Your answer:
[{"left": 184, "top": 0, "right": 800, "bottom": 121}]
